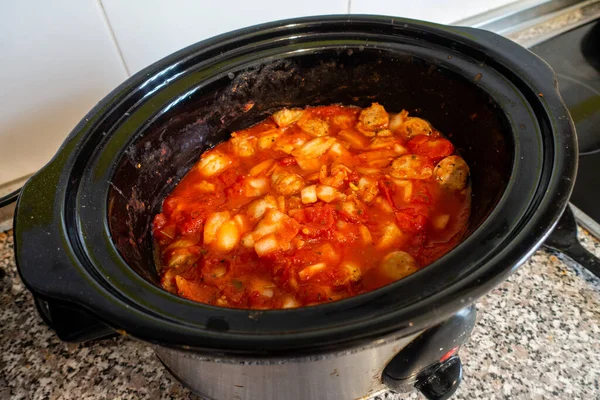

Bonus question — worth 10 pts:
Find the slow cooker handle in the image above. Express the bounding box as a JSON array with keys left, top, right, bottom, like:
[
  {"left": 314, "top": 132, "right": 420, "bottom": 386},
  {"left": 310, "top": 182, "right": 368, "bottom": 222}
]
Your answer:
[
  {"left": 34, "top": 297, "right": 117, "bottom": 342},
  {"left": 382, "top": 305, "right": 476, "bottom": 399},
  {"left": 14, "top": 167, "right": 119, "bottom": 343}
]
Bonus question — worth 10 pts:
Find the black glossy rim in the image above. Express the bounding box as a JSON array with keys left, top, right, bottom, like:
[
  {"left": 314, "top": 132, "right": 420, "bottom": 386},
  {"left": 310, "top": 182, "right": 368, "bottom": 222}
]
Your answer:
[{"left": 15, "top": 15, "right": 577, "bottom": 354}]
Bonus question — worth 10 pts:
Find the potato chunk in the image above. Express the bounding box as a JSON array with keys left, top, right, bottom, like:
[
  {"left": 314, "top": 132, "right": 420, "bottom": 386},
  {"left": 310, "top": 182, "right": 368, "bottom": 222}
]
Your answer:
[
  {"left": 390, "top": 155, "right": 434, "bottom": 180},
  {"left": 301, "top": 185, "right": 318, "bottom": 204},
  {"left": 316, "top": 185, "right": 339, "bottom": 203},
  {"left": 434, "top": 155, "right": 470, "bottom": 190},
  {"left": 298, "top": 262, "right": 327, "bottom": 280}
]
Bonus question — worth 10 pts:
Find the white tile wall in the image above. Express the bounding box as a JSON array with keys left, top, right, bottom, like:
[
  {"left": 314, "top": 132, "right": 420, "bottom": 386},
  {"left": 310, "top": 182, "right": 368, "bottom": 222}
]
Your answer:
[
  {"left": 0, "top": 0, "right": 128, "bottom": 185},
  {"left": 349, "top": 0, "right": 519, "bottom": 25},
  {"left": 0, "top": 0, "right": 520, "bottom": 188},
  {"left": 100, "top": 0, "right": 349, "bottom": 74}
]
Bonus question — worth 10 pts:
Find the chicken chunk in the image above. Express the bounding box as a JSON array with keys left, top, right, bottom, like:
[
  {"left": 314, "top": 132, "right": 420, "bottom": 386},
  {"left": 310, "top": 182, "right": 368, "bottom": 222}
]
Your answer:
[
  {"left": 292, "top": 136, "right": 337, "bottom": 159},
  {"left": 389, "top": 110, "right": 409, "bottom": 133},
  {"left": 340, "top": 261, "right": 362, "bottom": 284},
  {"left": 296, "top": 157, "right": 322, "bottom": 172},
  {"left": 357, "top": 150, "right": 400, "bottom": 167},
  {"left": 196, "top": 151, "right": 232, "bottom": 177},
  {"left": 368, "top": 137, "right": 409, "bottom": 156},
  {"left": 230, "top": 134, "right": 256, "bottom": 157},
  {"left": 339, "top": 196, "right": 368, "bottom": 221},
  {"left": 297, "top": 116, "right": 330, "bottom": 137},
  {"left": 246, "top": 195, "right": 278, "bottom": 221},
  {"left": 272, "top": 108, "right": 305, "bottom": 127},
  {"left": 337, "top": 129, "right": 371, "bottom": 149},
  {"left": 357, "top": 177, "right": 379, "bottom": 203},
  {"left": 434, "top": 155, "right": 469, "bottom": 190},
  {"left": 376, "top": 222, "right": 404, "bottom": 250},
  {"left": 203, "top": 211, "right": 241, "bottom": 253},
  {"left": 249, "top": 159, "right": 275, "bottom": 177},
  {"left": 164, "top": 247, "right": 201, "bottom": 268},
  {"left": 244, "top": 177, "right": 269, "bottom": 197},
  {"left": 242, "top": 209, "right": 285, "bottom": 247},
  {"left": 271, "top": 169, "right": 305, "bottom": 196},
  {"left": 358, "top": 103, "right": 389, "bottom": 131},
  {"left": 193, "top": 181, "right": 215, "bottom": 193},
  {"left": 331, "top": 114, "right": 356, "bottom": 129},
  {"left": 257, "top": 130, "right": 281, "bottom": 150},
  {"left": 273, "top": 131, "right": 310, "bottom": 154},
  {"left": 214, "top": 220, "right": 241, "bottom": 253},
  {"left": 379, "top": 251, "right": 419, "bottom": 280},
  {"left": 390, "top": 155, "right": 434, "bottom": 180},
  {"left": 204, "top": 211, "right": 231, "bottom": 245},
  {"left": 242, "top": 209, "right": 300, "bottom": 254},
  {"left": 376, "top": 129, "right": 393, "bottom": 137},
  {"left": 319, "top": 164, "right": 350, "bottom": 188}
]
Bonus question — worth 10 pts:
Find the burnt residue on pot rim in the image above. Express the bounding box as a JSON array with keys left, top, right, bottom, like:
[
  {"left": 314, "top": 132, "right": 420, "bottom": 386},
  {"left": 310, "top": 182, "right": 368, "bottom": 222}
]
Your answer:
[{"left": 14, "top": 15, "right": 577, "bottom": 354}]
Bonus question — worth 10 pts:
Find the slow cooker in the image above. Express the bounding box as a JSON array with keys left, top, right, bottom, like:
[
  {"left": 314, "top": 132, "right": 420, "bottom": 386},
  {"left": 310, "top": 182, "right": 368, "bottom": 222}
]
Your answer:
[{"left": 14, "top": 15, "right": 577, "bottom": 400}]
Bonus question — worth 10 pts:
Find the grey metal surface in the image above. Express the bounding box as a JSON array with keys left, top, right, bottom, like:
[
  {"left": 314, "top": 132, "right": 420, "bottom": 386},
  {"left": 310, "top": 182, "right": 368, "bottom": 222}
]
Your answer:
[
  {"left": 454, "top": 0, "right": 585, "bottom": 34},
  {"left": 571, "top": 203, "right": 600, "bottom": 240},
  {"left": 0, "top": 176, "right": 28, "bottom": 231},
  {"left": 155, "top": 332, "right": 421, "bottom": 400},
  {"left": 505, "top": 0, "right": 600, "bottom": 47}
]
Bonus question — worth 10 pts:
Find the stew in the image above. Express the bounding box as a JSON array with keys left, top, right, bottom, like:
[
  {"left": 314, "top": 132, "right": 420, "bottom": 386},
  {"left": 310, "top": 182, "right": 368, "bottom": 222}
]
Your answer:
[{"left": 152, "top": 103, "right": 471, "bottom": 309}]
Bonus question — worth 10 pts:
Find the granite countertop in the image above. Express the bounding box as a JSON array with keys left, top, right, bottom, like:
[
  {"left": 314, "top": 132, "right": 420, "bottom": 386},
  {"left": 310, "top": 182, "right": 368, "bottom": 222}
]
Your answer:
[{"left": 1, "top": 225, "right": 599, "bottom": 399}]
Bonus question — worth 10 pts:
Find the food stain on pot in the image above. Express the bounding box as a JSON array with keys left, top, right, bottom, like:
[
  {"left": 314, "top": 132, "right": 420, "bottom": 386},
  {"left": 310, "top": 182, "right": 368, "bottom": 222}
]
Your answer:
[
  {"left": 474, "top": 73, "right": 483, "bottom": 83},
  {"left": 247, "top": 310, "right": 263, "bottom": 321}
]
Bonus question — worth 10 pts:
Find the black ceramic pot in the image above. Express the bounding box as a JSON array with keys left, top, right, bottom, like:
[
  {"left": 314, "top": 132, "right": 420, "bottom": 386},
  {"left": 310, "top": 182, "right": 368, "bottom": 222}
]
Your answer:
[{"left": 14, "top": 15, "right": 576, "bottom": 400}]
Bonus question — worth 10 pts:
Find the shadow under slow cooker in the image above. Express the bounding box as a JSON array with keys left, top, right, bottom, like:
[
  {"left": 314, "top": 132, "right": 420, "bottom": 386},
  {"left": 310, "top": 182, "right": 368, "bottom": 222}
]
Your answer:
[{"left": 107, "top": 48, "right": 513, "bottom": 289}]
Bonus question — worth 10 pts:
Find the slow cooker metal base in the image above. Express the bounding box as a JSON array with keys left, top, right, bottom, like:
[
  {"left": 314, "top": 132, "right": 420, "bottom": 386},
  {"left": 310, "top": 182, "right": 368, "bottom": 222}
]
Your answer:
[
  {"left": 154, "top": 332, "right": 421, "bottom": 400},
  {"left": 153, "top": 306, "right": 476, "bottom": 400}
]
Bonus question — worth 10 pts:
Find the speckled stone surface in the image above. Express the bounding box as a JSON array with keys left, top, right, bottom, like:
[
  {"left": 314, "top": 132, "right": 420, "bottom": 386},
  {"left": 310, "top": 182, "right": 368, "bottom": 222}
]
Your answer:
[{"left": 1, "top": 226, "right": 599, "bottom": 400}]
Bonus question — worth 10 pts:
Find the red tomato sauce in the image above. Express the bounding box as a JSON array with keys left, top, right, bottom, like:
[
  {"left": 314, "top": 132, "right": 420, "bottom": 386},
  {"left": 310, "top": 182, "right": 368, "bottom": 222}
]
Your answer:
[{"left": 153, "top": 103, "right": 471, "bottom": 309}]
